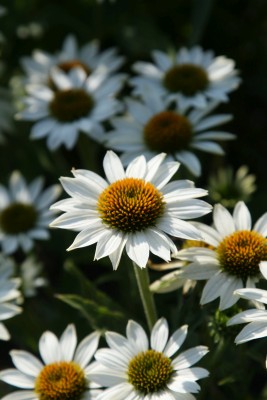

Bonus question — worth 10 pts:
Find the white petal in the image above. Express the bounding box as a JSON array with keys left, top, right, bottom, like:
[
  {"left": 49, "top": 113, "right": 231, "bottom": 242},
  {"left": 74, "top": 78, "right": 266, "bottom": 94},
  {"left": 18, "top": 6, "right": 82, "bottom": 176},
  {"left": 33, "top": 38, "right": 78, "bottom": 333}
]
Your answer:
[
  {"left": 234, "top": 287, "right": 267, "bottom": 305},
  {"left": 253, "top": 212, "right": 267, "bottom": 237},
  {"left": 172, "top": 346, "right": 208, "bottom": 370},
  {"left": 1, "top": 390, "right": 36, "bottom": 400},
  {"left": 150, "top": 161, "right": 179, "bottom": 190},
  {"left": 260, "top": 261, "right": 267, "bottom": 280},
  {"left": 227, "top": 309, "right": 267, "bottom": 326},
  {"left": 175, "top": 151, "right": 201, "bottom": 177},
  {"left": 59, "top": 324, "right": 77, "bottom": 361},
  {"left": 164, "top": 325, "right": 188, "bottom": 358},
  {"left": 144, "top": 228, "right": 176, "bottom": 261},
  {"left": 94, "top": 382, "right": 134, "bottom": 400},
  {"left": 125, "top": 232, "right": 150, "bottom": 268},
  {"left": 10, "top": 351, "right": 43, "bottom": 377},
  {"left": 39, "top": 331, "right": 61, "bottom": 364},
  {"left": 0, "top": 369, "right": 35, "bottom": 388},
  {"left": 95, "top": 230, "right": 125, "bottom": 260},
  {"left": 109, "top": 236, "right": 128, "bottom": 270},
  {"left": 234, "top": 321, "right": 267, "bottom": 344},
  {"left": 218, "top": 276, "right": 243, "bottom": 310},
  {"left": 157, "top": 217, "right": 202, "bottom": 241},
  {"left": 126, "top": 155, "right": 147, "bottom": 179},
  {"left": 190, "top": 222, "right": 221, "bottom": 246},
  {"left": 75, "top": 331, "right": 101, "bottom": 368},
  {"left": 213, "top": 204, "right": 235, "bottom": 237},
  {"left": 105, "top": 332, "right": 135, "bottom": 359},
  {"left": 0, "top": 323, "right": 10, "bottom": 340},
  {"left": 126, "top": 320, "right": 149, "bottom": 352},
  {"left": 151, "top": 318, "right": 169, "bottom": 352},
  {"left": 67, "top": 225, "right": 106, "bottom": 251},
  {"left": 94, "top": 348, "right": 128, "bottom": 370},
  {"left": 233, "top": 201, "right": 252, "bottom": 230},
  {"left": 103, "top": 151, "right": 125, "bottom": 183},
  {"left": 200, "top": 272, "right": 226, "bottom": 305},
  {"left": 167, "top": 376, "right": 200, "bottom": 393}
]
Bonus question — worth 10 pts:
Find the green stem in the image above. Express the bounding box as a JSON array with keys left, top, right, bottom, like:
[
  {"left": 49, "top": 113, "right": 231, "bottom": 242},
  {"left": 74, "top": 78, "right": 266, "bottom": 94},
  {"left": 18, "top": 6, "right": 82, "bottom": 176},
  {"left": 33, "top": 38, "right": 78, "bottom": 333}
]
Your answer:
[{"left": 133, "top": 262, "right": 158, "bottom": 331}]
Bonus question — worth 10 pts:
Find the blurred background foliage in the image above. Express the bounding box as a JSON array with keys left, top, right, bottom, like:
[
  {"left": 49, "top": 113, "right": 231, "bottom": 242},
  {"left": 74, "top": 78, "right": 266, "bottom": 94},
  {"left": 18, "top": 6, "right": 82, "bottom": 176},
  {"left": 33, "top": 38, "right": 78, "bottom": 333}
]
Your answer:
[{"left": 1, "top": 0, "right": 267, "bottom": 398}]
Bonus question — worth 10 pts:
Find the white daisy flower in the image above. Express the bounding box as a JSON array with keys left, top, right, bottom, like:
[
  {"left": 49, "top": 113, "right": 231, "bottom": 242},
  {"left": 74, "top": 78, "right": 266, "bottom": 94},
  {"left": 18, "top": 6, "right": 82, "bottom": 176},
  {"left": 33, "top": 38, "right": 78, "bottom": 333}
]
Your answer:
[
  {"left": 0, "top": 254, "right": 22, "bottom": 341},
  {"left": 50, "top": 150, "right": 212, "bottom": 270},
  {"left": 0, "top": 171, "right": 61, "bottom": 255},
  {"left": 0, "top": 324, "right": 101, "bottom": 400},
  {"left": 227, "top": 288, "right": 267, "bottom": 346},
  {"left": 90, "top": 317, "right": 209, "bottom": 399},
  {"left": 16, "top": 66, "right": 125, "bottom": 150},
  {"left": 21, "top": 34, "right": 125, "bottom": 85},
  {"left": 105, "top": 89, "right": 234, "bottom": 176},
  {"left": 130, "top": 45, "right": 241, "bottom": 109},
  {"left": 175, "top": 201, "right": 267, "bottom": 310}
]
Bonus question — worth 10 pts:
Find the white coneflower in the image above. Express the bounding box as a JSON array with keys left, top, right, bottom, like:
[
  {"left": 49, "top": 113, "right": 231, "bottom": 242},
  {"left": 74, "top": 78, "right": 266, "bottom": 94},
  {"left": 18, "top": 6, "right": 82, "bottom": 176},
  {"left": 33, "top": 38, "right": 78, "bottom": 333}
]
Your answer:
[
  {"left": 0, "top": 171, "right": 61, "bottom": 254},
  {"left": 16, "top": 66, "right": 125, "bottom": 150},
  {"left": 176, "top": 201, "right": 267, "bottom": 310},
  {"left": 50, "top": 150, "right": 212, "bottom": 270},
  {"left": 131, "top": 45, "right": 241, "bottom": 109},
  {"left": 105, "top": 89, "right": 234, "bottom": 176},
  {"left": 0, "top": 324, "right": 101, "bottom": 400},
  {"left": 90, "top": 317, "right": 209, "bottom": 399}
]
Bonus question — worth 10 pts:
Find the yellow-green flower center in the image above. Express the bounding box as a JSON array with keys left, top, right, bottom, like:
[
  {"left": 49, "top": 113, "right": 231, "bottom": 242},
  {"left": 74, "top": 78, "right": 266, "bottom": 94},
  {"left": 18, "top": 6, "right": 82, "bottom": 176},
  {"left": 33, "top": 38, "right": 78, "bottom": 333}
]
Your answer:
[
  {"left": 128, "top": 349, "right": 173, "bottom": 394},
  {"left": 217, "top": 230, "right": 267, "bottom": 279},
  {"left": 97, "top": 178, "right": 165, "bottom": 232},
  {"left": 144, "top": 111, "right": 193, "bottom": 153},
  {"left": 163, "top": 64, "right": 209, "bottom": 96},
  {"left": 35, "top": 361, "right": 87, "bottom": 400},
  {"left": 0, "top": 202, "right": 37, "bottom": 234},
  {"left": 49, "top": 89, "right": 94, "bottom": 122}
]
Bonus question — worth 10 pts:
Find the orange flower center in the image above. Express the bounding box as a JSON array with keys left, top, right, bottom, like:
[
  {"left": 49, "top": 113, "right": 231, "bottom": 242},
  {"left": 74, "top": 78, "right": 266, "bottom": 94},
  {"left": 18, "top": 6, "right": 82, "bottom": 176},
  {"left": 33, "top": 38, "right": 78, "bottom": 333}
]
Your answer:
[
  {"left": 97, "top": 178, "right": 165, "bottom": 232},
  {"left": 35, "top": 361, "right": 87, "bottom": 400},
  {"left": 217, "top": 230, "right": 267, "bottom": 279}
]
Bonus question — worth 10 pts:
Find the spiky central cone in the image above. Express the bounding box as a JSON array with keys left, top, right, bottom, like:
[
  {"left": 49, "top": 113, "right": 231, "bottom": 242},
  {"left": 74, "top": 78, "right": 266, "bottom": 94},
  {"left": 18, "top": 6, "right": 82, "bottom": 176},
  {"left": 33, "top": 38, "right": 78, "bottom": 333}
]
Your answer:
[
  {"left": 35, "top": 361, "right": 87, "bottom": 400},
  {"left": 217, "top": 230, "right": 267, "bottom": 279},
  {"left": 127, "top": 349, "right": 173, "bottom": 394},
  {"left": 49, "top": 89, "right": 94, "bottom": 122},
  {"left": 144, "top": 111, "right": 193, "bottom": 153},
  {"left": 163, "top": 63, "right": 209, "bottom": 96},
  {"left": 97, "top": 178, "right": 165, "bottom": 232},
  {"left": 0, "top": 202, "right": 37, "bottom": 234}
]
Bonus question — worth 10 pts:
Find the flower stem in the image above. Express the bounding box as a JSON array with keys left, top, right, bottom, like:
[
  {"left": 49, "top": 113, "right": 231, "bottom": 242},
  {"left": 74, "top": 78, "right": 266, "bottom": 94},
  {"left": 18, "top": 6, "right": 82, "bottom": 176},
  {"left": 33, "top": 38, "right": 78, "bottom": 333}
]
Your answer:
[{"left": 133, "top": 262, "right": 158, "bottom": 331}]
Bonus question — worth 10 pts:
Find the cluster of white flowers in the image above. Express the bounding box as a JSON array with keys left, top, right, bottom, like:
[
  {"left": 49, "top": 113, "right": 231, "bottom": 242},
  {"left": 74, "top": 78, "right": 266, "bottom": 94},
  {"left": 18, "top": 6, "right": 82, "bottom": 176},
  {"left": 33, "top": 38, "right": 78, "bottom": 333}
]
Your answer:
[
  {"left": 0, "top": 319, "right": 209, "bottom": 400},
  {"left": 1, "top": 21, "right": 267, "bottom": 400}
]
